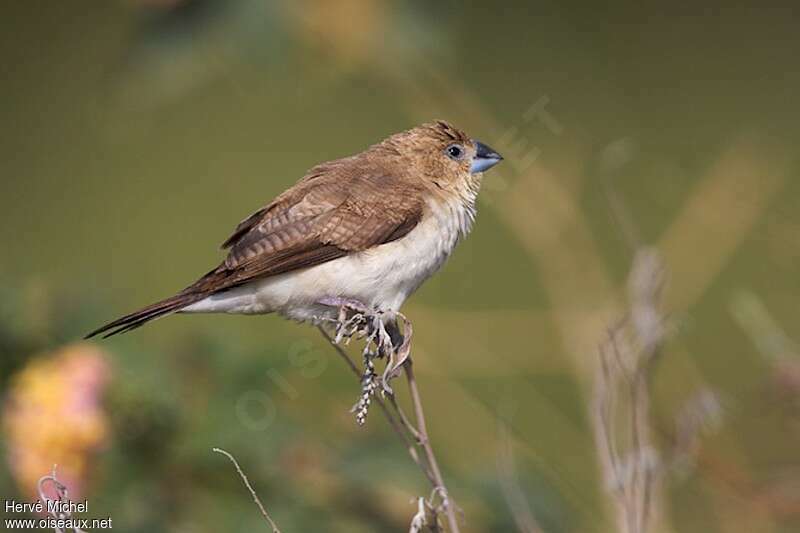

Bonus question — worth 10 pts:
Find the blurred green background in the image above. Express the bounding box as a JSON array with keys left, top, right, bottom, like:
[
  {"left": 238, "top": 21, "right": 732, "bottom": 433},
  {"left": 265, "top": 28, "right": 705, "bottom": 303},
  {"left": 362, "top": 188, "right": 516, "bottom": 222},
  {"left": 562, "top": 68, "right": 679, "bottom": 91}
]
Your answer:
[{"left": 1, "top": 1, "right": 799, "bottom": 531}]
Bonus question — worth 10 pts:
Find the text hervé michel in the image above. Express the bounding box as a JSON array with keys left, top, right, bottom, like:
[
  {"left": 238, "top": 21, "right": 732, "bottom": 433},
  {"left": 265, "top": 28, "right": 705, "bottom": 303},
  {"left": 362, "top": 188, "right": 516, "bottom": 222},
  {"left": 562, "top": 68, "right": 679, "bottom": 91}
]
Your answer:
[{"left": 6, "top": 498, "right": 88, "bottom": 515}]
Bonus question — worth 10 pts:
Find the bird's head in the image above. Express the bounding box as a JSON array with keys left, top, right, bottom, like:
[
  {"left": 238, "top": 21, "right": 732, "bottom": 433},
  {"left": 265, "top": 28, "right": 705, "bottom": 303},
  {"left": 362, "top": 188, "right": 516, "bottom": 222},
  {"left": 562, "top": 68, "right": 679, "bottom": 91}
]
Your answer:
[{"left": 378, "top": 120, "right": 503, "bottom": 192}]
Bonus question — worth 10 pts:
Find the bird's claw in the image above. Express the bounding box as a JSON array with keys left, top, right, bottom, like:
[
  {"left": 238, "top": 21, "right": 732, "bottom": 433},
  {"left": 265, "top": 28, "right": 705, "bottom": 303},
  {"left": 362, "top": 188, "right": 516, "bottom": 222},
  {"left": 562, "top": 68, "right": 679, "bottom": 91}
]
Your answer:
[{"left": 317, "top": 298, "right": 414, "bottom": 426}]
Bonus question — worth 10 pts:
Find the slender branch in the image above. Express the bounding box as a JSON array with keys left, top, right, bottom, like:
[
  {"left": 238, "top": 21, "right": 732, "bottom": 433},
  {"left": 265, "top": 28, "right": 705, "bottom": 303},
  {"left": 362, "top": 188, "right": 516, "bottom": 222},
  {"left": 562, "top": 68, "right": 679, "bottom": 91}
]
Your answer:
[
  {"left": 317, "top": 326, "right": 437, "bottom": 486},
  {"left": 317, "top": 325, "right": 460, "bottom": 532},
  {"left": 317, "top": 326, "right": 360, "bottom": 375},
  {"left": 387, "top": 391, "right": 424, "bottom": 442},
  {"left": 213, "top": 447, "right": 282, "bottom": 533},
  {"left": 38, "top": 466, "right": 87, "bottom": 533},
  {"left": 404, "top": 360, "right": 461, "bottom": 533}
]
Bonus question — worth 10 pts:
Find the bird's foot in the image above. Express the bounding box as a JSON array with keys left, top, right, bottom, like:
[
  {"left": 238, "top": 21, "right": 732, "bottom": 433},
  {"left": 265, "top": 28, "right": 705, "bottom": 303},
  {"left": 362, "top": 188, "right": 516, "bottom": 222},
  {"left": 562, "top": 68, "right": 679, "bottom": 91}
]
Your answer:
[
  {"left": 316, "top": 297, "right": 370, "bottom": 345},
  {"left": 316, "top": 297, "right": 393, "bottom": 352},
  {"left": 317, "top": 297, "right": 414, "bottom": 425}
]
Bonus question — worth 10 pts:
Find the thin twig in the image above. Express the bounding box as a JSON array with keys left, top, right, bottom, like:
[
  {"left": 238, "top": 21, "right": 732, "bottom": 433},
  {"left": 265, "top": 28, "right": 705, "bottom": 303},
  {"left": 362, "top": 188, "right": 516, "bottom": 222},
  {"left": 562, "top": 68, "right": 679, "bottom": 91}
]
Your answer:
[
  {"left": 37, "top": 465, "right": 87, "bottom": 533},
  {"left": 318, "top": 324, "right": 460, "bottom": 532},
  {"left": 387, "top": 391, "right": 424, "bottom": 443},
  {"left": 317, "top": 326, "right": 437, "bottom": 486},
  {"left": 212, "top": 447, "right": 282, "bottom": 533},
  {"left": 404, "top": 360, "right": 461, "bottom": 533}
]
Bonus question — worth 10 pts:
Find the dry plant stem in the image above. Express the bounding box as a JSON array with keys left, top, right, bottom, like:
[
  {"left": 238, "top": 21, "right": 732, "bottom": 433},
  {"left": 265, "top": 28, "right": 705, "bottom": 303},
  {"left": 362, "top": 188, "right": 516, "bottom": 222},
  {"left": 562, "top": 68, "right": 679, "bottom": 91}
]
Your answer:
[
  {"left": 403, "top": 360, "right": 461, "bottom": 533},
  {"left": 317, "top": 326, "right": 436, "bottom": 486},
  {"left": 318, "top": 326, "right": 460, "bottom": 532},
  {"left": 387, "top": 391, "right": 424, "bottom": 442},
  {"left": 212, "top": 448, "right": 282, "bottom": 533},
  {"left": 592, "top": 250, "right": 666, "bottom": 533},
  {"left": 38, "top": 466, "right": 87, "bottom": 533}
]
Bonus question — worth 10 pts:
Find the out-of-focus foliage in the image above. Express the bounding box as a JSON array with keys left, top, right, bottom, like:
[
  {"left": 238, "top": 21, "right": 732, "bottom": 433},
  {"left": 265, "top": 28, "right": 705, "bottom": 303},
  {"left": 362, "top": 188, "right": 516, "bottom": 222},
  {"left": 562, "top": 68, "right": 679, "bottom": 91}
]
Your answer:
[{"left": 1, "top": 1, "right": 800, "bottom": 531}]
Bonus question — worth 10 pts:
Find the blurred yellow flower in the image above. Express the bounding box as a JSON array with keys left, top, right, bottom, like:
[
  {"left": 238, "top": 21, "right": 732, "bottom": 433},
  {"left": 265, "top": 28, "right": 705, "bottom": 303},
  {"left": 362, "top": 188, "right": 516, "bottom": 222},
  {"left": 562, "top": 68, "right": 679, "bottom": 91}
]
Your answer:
[{"left": 3, "top": 344, "right": 111, "bottom": 501}]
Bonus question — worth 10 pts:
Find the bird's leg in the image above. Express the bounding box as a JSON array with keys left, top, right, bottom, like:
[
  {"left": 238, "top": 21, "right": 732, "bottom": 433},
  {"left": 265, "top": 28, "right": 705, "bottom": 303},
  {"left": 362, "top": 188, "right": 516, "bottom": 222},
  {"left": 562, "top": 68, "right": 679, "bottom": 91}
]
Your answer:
[
  {"left": 317, "top": 297, "right": 416, "bottom": 426},
  {"left": 317, "top": 296, "right": 396, "bottom": 354},
  {"left": 316, "top": 296, "right": 374, "bottom": 344},
  {"left": 317, "top": 296, "right": 387, "bottom": 425}
]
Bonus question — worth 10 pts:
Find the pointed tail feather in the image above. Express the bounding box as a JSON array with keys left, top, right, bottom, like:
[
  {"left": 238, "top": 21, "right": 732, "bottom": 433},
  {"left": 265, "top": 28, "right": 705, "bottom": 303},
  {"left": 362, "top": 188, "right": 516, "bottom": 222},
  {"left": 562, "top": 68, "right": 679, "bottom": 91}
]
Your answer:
[{"left": 85, "top": 292, "right": 206, "bottom": 339}]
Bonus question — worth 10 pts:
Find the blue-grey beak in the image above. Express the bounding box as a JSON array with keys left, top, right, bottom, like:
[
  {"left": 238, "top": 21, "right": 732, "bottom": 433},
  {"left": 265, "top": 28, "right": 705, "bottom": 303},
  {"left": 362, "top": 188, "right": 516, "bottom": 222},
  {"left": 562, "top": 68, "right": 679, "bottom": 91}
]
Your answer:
[{"left": 470, "top": 140, "right": 503, "bottom": 174}]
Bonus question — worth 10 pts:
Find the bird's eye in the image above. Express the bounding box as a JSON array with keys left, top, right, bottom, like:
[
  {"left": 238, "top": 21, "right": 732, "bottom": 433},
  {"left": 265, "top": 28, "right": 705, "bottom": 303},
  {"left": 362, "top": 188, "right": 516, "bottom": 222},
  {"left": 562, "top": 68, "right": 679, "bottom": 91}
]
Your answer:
[{"left": 445, "top": 144, "right": 464, "bottom": 161}]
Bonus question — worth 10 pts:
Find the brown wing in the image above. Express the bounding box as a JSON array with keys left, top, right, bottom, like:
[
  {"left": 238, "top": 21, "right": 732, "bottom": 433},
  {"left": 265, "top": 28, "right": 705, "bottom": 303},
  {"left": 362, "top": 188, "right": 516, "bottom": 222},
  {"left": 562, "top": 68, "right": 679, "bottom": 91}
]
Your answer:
[{"left": 195, "top": 168, "right": 424, "bottom": 293}]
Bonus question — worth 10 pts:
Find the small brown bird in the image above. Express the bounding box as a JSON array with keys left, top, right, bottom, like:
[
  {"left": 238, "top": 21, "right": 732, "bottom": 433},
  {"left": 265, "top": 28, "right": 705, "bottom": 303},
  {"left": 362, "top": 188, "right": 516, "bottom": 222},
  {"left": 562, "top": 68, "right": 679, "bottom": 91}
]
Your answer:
[{"left": 87, "top": 120, "right": 502, "bottom": 338}]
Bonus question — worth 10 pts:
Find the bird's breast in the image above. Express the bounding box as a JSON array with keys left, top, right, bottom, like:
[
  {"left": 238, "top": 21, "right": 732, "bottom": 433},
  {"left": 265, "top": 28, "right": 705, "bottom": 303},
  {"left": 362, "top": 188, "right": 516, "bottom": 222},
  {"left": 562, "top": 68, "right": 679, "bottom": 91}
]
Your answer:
[
  {"left": 296, "top": 196, "right": 469, "bottom": 312},
  {"left": 373, "top": 196, "right": 468, "bottom": 300}
]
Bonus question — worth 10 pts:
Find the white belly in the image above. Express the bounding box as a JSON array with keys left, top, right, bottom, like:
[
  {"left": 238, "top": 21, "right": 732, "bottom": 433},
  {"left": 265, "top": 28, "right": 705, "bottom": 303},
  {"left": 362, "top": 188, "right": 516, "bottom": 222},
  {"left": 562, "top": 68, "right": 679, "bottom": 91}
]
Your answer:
[{"left": 182, "top": 197, "right": 473, "bottom": 323}]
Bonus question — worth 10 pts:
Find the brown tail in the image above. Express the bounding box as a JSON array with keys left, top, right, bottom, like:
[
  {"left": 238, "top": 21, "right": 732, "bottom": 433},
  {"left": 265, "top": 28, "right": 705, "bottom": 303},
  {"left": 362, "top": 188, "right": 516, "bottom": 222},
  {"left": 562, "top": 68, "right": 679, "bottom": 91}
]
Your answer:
[{"left": 84, "top": 292, "right": 207, "bottom": 339}]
